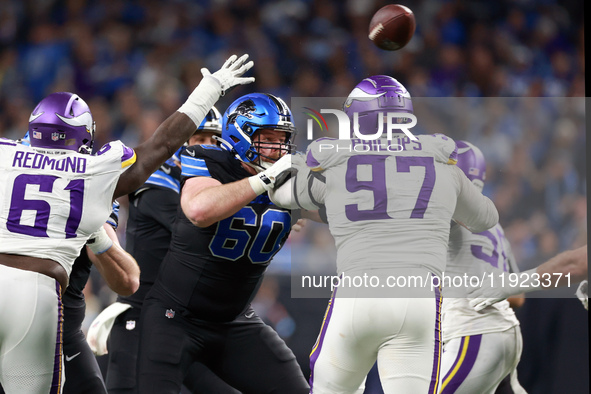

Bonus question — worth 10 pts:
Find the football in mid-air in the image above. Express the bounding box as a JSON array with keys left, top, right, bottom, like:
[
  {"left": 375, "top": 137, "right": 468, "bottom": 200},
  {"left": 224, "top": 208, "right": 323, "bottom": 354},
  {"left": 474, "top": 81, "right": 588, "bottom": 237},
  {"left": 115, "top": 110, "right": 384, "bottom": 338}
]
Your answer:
[{"left": 368, "top": 4, "right": 416, "bottom": 51}]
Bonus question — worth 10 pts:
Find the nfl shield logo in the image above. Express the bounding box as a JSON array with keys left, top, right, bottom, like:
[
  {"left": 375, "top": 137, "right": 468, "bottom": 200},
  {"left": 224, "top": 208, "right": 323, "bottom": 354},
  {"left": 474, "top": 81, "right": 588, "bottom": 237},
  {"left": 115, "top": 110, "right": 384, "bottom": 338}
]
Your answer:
[
  {"left": 165, "top": 309, "right": 175, "bottom": 319},
  {"left": 126, "top": 320, "right": 136, "bottom": 330},
  {"left": 51, "top": 132, "right": 60, "bottom": 141}
]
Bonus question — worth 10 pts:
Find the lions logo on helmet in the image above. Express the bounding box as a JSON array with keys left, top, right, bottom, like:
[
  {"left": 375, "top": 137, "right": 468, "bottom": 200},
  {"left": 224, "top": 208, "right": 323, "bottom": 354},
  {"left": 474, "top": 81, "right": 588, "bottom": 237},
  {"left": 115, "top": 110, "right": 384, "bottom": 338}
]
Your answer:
[
  {"left": 219, "top": 93, "right": 296, "bottom": 169},
  {"left": 228, "top": 100, "right": 256, "bottom": 123}
]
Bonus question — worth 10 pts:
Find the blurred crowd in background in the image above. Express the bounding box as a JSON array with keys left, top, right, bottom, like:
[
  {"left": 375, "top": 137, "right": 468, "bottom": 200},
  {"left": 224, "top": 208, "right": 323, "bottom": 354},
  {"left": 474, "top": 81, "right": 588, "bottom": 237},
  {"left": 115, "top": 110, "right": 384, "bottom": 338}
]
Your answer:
[{"left": 0, "top": 0, "right": 586, "bottom": 392}]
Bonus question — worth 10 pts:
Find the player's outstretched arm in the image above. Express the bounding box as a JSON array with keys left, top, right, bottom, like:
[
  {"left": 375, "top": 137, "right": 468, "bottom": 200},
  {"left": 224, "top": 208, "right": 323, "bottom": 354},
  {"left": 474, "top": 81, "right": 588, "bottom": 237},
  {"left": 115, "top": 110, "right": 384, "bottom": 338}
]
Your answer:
[
  {"left": 182, "top": 154, "right": 293, "bottom": 228},
  {"left": 113, "top": 54, "right": 254, "bottom": 198},
  {"left": 469, "top": 245, "right": 588, "bottom": 311},
  {"left": 87, "top": 224, "right": 140, "bottom": 296},
  {"left": 536, "top": 244, "right": 587, "bottom": 284}
]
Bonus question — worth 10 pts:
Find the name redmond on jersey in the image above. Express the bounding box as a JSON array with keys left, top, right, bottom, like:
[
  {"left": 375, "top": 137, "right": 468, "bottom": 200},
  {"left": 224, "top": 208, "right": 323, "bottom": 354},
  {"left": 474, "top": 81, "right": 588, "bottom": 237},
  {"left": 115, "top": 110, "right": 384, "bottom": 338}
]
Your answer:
[{"left": 12, "top": 150, "right": 88, "bottom": 173}]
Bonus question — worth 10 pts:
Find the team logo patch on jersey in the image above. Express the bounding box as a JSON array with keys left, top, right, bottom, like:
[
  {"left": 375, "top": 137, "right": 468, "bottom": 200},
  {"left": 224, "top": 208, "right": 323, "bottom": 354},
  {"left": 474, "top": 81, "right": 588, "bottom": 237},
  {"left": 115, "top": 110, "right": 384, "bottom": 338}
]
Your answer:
[
  {"left": 126, "top": 320, "right": 136, "bottom": 330},
  {"left": 165, "top": 309, "right": 175, "bottom": 319}
]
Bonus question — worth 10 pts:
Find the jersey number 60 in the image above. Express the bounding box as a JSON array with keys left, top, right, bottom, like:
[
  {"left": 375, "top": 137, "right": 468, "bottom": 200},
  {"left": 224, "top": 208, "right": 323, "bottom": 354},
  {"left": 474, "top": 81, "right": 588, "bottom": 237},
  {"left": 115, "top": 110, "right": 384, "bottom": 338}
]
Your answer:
[{"left": 209, "top": 207, "right": 291, "bottom": 264}]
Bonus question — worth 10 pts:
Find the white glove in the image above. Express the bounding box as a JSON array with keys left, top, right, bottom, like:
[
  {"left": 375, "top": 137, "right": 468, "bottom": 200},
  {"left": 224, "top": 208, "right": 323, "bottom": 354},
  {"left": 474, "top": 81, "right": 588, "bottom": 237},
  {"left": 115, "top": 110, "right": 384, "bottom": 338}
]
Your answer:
[
  {"left": 468, "top": 268, "right": 539, "bottom": 311},
  {"left": 248, "top": 154, "right": 294, "bottom": 195},
  {"left": 179, "top": 54, "right": 254, "bottom": 126},
  {"left": 268, "top": 152, "right": 307, "bottom": 209},
  {"left": 576, "top": 280, "right": 588, "bottom": 310},
  {"left": 87, "top": 225, "right": 113, "bottom": 255},
  {"left": 201, "top": 54, "right": 255, "bottom": 95},
  {"left": 86, "top": 302, "right": 132, "bottom": 355}
]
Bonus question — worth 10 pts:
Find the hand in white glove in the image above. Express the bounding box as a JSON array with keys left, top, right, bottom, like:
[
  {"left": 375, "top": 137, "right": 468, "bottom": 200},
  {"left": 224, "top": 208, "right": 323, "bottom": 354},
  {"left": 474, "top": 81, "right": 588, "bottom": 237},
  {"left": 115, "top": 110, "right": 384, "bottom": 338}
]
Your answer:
[
  {"left": 201, "top": 54, "right": 255, "bottom": 95},
  {"left": 179, "top": 54, "right": 255, "bottom": 126},
  {"left": 268, "top": 152, "right": 308, "bottom": 209},
  {"left": 467, "top": 268, "right": 539, "bottom": 311},
  {"left": 248, "top": 154, "right": 294, "bottom": 195},
  {"left": 86, "top": 302, "right": 132, "bottom": 355}
]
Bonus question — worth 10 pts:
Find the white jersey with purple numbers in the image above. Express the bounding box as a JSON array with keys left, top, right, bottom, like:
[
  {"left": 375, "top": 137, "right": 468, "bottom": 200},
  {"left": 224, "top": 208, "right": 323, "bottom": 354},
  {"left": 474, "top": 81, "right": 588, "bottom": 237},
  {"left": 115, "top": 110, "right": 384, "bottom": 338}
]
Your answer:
[
  {"left": 306, "top": 134, "right": 476, "bottom": 277},
  {"left": 442, "top": 223, "right": 520, "bottom": 342},
  {"left": 0, "top": 139, "right": 136, "bottom": 276}
]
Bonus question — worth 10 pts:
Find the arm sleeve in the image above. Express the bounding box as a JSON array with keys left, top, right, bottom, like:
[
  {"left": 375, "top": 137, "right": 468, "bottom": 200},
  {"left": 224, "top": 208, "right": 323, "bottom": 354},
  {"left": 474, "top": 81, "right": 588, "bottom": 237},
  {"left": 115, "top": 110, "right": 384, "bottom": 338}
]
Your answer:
[{"left": 452, "top": 166, "right": 499, "bottom": 233}]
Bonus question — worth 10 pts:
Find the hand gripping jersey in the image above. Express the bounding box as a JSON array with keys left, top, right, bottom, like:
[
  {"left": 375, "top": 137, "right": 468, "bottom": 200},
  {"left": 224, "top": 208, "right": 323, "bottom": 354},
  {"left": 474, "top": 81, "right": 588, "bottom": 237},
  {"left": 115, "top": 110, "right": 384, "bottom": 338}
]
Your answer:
[
  {"left": 151, "top": 144, "right": 292, "bottom": 322},
  {"left": 441, "top": 222, "right": 520, "bottom": 342},
  {"left": 305, "top": 134, "right": 498, "bottom": 278},
  {"left": 0, "top": 139, "right": 135, "bottom": 276}
]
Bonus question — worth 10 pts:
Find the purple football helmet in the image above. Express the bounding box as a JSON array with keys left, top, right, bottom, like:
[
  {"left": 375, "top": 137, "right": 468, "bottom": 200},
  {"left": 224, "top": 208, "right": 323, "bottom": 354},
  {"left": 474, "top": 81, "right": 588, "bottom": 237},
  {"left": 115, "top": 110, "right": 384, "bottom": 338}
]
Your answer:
[
  {"left": 28, "top": 92, "right": 95, "bottom": 153},
  {"left": 343, "top": 75, "right": 413, "bottom": 135},
  {"left": 455, "top": 140, "right": 486, "bottom": 191}
]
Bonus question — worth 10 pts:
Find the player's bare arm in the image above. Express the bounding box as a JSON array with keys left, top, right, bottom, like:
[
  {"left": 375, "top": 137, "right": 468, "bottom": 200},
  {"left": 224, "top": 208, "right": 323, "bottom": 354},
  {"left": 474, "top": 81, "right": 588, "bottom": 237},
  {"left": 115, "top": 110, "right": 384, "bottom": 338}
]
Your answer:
[
  {"left": 87, "top": 224, "right": 140, "bottom": 296},
  {"left": 181, "top": 176, "right": 258, "bottom": 228},
  {"left": 535, "top": 244, "right": 587, "bottom": 285},
  {"left": 114, "top": 54, "right": 254, "bottom": 198},
  {"left": 182, "top": 153, "right": 293, "bottom": 227},
  {"left": 469, "top": 245, "right": 588, "bottom": 311}
]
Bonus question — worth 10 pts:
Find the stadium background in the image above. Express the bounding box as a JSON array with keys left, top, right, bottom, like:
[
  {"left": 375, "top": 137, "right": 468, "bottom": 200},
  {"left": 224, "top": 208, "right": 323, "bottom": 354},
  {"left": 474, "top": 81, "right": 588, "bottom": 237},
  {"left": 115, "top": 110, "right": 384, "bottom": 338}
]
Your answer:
[{"left": 0, "top": 0, "right": 586, "bottom": 393}]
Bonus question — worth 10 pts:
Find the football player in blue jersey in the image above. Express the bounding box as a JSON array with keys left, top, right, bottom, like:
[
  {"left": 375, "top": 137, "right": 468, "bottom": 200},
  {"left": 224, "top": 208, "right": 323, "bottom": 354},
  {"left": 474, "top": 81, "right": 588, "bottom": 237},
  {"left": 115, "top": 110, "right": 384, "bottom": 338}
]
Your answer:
[
  {"left": 88, "top": 107, "right": 240, "bottom": 393},
  {"left": 0, "top": 54, "right": 254, "bottom": 393},
  {"left": 136, "top": 93, "right": 309, "bottom": 393}
]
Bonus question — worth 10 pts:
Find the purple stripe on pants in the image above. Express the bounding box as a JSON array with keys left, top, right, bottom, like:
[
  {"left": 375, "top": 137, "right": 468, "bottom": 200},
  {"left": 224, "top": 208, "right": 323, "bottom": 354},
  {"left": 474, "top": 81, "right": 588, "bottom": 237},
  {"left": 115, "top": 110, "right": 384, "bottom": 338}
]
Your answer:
[
  {"left": 50, "top": 282, "right": 64, "bottom": 394},
  {"left": 440, "top": 335, "right": 483, "bottom": 393},
  {"left": 309, "top": 287, "right": 338, "bottom": 392},
  {"left": 428, "top": 282, "right": 443, "bottom": 394}
]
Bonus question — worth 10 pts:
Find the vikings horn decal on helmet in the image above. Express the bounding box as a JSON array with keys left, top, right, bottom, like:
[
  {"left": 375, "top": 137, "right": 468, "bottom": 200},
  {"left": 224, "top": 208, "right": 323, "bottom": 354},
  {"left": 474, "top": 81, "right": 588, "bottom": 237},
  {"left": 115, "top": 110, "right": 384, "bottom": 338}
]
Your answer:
[
  {"left": 455, "top": 140, "right": 487, "bottom": 192},
  {"left": 28, "top": 92, "right": 95, "bottom": 154},
  {"left": 220, "top": 93, "right": 296, "bottom": 167},
  {"left": 343, "top": 75, "right": 413, "bottom": 135}
]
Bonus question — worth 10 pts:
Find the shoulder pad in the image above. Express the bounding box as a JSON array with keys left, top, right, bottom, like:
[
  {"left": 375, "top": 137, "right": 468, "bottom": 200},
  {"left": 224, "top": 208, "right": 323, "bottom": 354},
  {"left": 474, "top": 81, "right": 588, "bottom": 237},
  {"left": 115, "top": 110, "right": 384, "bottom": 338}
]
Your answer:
[
  {"left": 305, "top": 137, "right": 341, "bottom": 171},
  {"left": 417, "top": 134, "right": 457, "bottom": 164},
  {"left": 96, "top": 140, "right": 137, "bottom": 168}
]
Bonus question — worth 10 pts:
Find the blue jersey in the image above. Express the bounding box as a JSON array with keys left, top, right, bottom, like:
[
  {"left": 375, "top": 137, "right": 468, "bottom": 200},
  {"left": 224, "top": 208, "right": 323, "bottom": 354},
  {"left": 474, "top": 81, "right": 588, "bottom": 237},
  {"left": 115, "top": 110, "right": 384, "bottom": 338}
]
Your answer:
[{"left": 149, "top": 145, "right": 292, "bottom": 322}]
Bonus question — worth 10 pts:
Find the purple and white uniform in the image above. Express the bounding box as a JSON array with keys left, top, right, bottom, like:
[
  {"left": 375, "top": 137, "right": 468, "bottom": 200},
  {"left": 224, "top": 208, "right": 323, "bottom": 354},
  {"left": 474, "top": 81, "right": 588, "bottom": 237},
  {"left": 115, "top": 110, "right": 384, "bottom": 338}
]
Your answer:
[
  {"left": 439, "top": 223, "right": 526, "bottom": 394},
  {"left": 0, "top": 139, "right": 135, "bottom": 393},
  {"left": 305, "top": 134, "right": 498, "bottom": 394}
]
